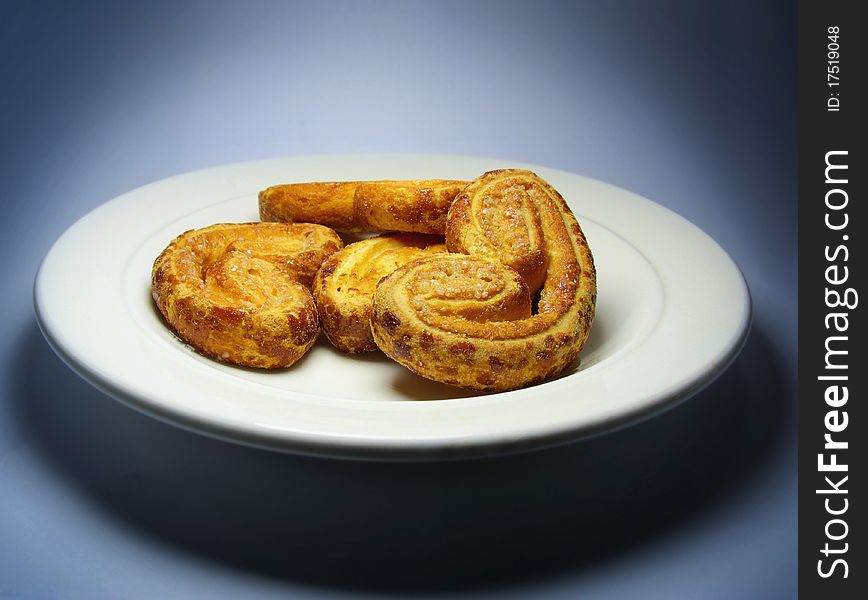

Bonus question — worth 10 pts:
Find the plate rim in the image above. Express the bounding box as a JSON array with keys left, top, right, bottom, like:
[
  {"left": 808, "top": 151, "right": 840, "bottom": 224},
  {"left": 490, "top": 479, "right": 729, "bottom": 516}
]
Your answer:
[{"left": 33, "top": 153, "right": 752, "bottom": 461}]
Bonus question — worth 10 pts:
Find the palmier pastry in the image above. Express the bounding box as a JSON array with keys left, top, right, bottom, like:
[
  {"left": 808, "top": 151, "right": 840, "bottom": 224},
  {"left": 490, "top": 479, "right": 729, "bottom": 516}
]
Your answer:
[
  {"left": 259, "top": 179, "right": 467, "bottom": 234},
  {"left": 371, "top": 170, "right": 596, "bottom": 391},
  {"left": 314, "top": 233, "right": 446, "bottom": 353},
  {"left": 152, "top": 222, "right": 343, "bottom": 368},
  {"left": 353, "top": 180, "right": 466, "bottom": 234},
  {"left": 259, "top": 182, "right": 360, "bottom": 232}
]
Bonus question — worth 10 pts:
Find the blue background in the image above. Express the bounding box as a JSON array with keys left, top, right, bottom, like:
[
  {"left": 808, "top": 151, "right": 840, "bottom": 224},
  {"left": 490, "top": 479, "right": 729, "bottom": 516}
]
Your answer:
[{"left": 1, "top": 1, "right": 796, "bottom": 598}]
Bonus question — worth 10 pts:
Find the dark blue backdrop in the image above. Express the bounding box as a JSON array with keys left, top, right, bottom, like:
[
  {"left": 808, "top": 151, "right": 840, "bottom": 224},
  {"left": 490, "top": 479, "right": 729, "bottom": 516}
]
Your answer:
[{"left": 0, "top": 1, "right": 796, "bottom": 598}]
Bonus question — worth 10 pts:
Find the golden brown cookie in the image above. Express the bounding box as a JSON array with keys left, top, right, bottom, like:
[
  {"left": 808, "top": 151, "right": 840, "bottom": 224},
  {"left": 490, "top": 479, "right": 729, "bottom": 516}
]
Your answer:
[
  {"left": 152, "top": 222, "right": 343, "bottom": 368},
  {"left": 259, "top": 179, "right": 467, "bottom": 234},
  {"left": 259, "top": 182, "right": 361, "bottom": 232},
  {"left": 353, "top": 180, "right": 467, "bottom": 234},
  {"left": 313, "top": 233, "right": 446, "bottom": 353},
  {"left": 371, "top": 170, "right": 596, "bottom": 391}
]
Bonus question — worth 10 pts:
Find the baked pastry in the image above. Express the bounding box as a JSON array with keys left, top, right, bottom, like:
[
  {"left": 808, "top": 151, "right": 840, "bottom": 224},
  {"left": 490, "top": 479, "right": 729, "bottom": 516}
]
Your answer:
[
  {"left": 353, "top": 180, "right": 466, "bottom": 234},
  {"left": 259, "top": 182, "right": 360, "bottom": 232},
  {"left": 371, "top": 169, "right": 596, "bottom": 391},
  {"left": 446, "top": 175, "right": 549, "bottom": 294},
  {"left": 152, "top": 222, "right": 343, "bottom": 368},
  {"left": 259, "top": 179, "right": 467, "bottom": 234},
  {"left": 314, "top": 233, "right": 446, "bottom": 353}
]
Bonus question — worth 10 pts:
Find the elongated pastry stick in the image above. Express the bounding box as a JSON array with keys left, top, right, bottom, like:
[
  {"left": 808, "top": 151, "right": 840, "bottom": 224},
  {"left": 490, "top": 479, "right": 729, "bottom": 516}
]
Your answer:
[
  {"left": 259, "top": 182, "right": 360, "bottom": 232},
  {"left": 259, "top": 179, "right": 467, "bottom": 234}
]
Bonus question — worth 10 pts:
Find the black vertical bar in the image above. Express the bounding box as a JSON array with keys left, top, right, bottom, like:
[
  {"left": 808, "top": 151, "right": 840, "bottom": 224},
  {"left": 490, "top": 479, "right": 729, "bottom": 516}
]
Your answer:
[{"left": 798, "top": 1, "right": 864, "bottom": 598}]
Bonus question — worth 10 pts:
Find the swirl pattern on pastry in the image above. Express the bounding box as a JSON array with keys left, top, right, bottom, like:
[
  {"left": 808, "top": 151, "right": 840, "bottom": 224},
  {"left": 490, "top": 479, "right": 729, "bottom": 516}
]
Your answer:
[
  {"left": 152, "top": 222, "right": 343, "bottom": 368},
  {"left": 314, "top": 233, "right": 446, "bottom": 353},
  {"left": 371, "top": 169, "right": 596, "bottom": 391},
  {"left": 259, "top": 180, "right": 467, "bottom": 234}
]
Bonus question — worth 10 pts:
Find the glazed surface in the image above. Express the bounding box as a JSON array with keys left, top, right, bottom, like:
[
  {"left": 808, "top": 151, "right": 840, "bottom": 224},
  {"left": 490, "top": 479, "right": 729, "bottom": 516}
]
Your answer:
[
  {"left": 259, "top": 179, "right": 467, "bottom": 234},
  {"left": 314, "top": 233, "right": 446, "bottom": 353},
  {"left": 151, "top": 222, "right": 342, "bottom": 368},
  {"left": 371, "top": 170, "right": 596, "bottom": 391}
]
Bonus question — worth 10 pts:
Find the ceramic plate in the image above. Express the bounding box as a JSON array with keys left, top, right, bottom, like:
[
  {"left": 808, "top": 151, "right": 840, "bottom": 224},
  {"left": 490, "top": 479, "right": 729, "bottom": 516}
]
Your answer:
[{"left": 34, "top": 154, "right": 750, "bottom": 460}]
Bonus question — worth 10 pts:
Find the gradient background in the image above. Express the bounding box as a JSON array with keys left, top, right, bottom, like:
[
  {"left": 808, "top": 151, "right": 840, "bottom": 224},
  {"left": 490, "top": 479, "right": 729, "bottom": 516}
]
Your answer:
[{"left": 0, "top": 1, "right": 796, "bottom": 598}]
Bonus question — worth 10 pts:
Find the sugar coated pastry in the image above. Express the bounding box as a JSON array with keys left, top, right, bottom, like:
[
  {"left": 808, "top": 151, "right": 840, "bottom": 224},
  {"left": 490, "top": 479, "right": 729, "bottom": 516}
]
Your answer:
[
  {"left": 259, "top": 179, "right": 467, "bottom": 234},
  {"left": 353, "top": 180, "right": 467, "bottom": 234},
  {"left": 371, "top": 170, "right": 596, "bottom": 391},
  {"left": 259, "top": 182, "right": 361, "bottom": 232},
  {"left": 152, "top": 222, "right": 342, "bottom": 368},
  {"left": 314, "top": 233, "right": 446, "bottom": 353}
]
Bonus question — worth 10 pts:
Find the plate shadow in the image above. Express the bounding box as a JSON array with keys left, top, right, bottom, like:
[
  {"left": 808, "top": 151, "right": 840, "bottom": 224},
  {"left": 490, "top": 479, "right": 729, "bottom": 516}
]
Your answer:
[{"left": 9, "top": 319, "right": 791, "bottom": 594}]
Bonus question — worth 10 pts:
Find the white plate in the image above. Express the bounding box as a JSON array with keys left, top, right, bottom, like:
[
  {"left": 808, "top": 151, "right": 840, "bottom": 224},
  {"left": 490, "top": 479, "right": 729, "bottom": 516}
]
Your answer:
[{"left": 34, "top": 154, "right": 750, "bottom": 460}]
